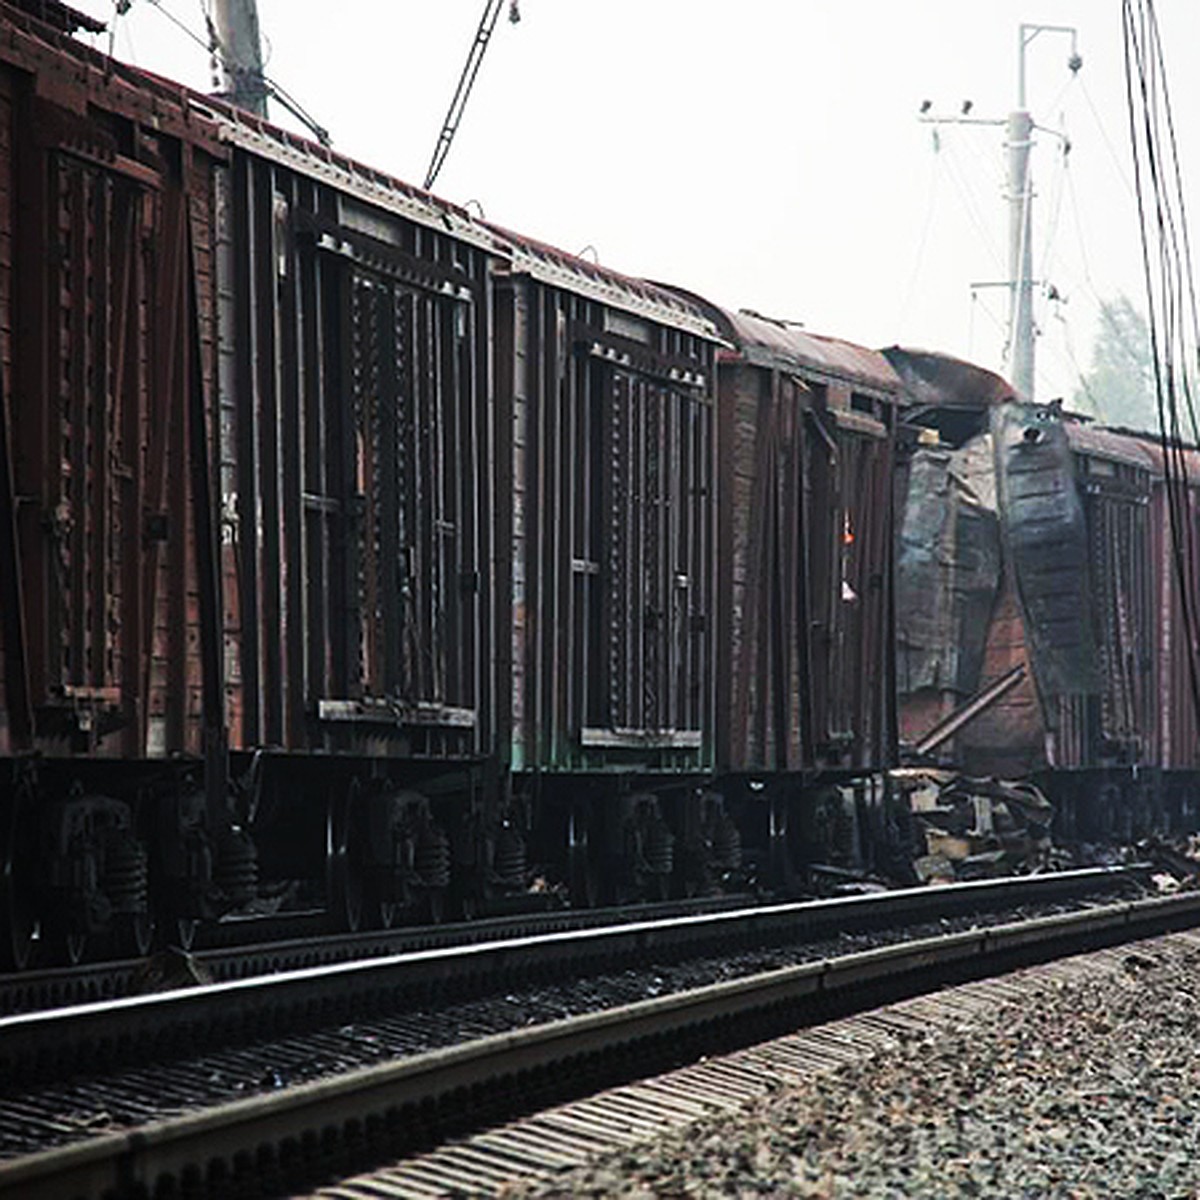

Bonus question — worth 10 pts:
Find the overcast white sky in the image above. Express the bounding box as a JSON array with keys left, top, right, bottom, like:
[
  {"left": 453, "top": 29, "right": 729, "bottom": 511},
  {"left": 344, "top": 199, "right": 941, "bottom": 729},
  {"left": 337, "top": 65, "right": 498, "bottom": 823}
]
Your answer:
[{"left": 74, "top": 0, "right": 1200, "bottom": 406}]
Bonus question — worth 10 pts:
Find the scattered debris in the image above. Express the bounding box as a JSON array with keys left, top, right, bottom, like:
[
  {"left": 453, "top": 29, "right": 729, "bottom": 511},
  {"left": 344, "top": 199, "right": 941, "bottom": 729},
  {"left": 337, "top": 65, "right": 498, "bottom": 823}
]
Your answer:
[{"left": 891, "top": 769, "right": 1054, "bottom": 882}]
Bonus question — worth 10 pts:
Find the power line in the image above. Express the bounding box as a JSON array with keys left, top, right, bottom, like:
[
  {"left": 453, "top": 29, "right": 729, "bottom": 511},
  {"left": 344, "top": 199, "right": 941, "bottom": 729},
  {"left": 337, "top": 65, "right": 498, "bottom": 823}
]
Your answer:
[{"left": 1122, "top": 0, "right": 1200, "bottom": 730}]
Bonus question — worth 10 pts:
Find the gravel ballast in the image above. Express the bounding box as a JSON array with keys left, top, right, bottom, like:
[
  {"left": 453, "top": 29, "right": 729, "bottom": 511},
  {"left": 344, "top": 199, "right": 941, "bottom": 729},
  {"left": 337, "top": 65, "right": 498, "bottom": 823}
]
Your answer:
[{"left": 498, "top": 931, "right": 1200, "bottom": 1198}]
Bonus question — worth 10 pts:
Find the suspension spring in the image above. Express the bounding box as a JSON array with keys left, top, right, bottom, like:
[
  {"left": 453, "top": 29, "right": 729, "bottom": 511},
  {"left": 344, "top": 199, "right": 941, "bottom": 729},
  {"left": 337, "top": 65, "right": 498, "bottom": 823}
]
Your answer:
[
  {"left": 414, "top": 822, "right": 451, "bottom": 889},
  {"left": 101, "top": 830, "right": 148, "bottom": 915},
  {"left": 215, "top": 827, "right": 259, "bottom": 907},
  {"left": 643, "top": 815, "right": 675, "bottom": 876},
  {"left": 495, "top": 823, "right": 527, "bottom": 888},
  {"left": 711, "top": 811, "right": 743, "bottom": 872}
]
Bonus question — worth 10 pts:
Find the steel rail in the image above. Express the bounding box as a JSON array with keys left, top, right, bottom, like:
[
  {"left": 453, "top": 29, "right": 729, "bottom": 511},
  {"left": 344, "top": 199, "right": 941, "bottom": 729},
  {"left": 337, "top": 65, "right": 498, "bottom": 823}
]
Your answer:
[
  {"left": 2, "top": 887, "right": 1197, "bottom": 1200},
  {"left": 0, "top": 866, "right": 1145, "bottom": 1082},
  {"left": 0, "top": 892, "right": 758, "bottom": 1016}
]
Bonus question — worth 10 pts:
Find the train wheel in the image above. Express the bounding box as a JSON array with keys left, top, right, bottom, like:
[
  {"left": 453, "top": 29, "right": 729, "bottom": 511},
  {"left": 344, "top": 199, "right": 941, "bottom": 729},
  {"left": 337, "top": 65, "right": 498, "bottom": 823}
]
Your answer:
[
  {"left": 326, "top": 783, "right": 364, "bottom": 933},
  {"left": 114, "top": 912, "right": 156, "bottom": 959},
  {"left": 0, "top": 795, "right": 36, "bottom": 970}
]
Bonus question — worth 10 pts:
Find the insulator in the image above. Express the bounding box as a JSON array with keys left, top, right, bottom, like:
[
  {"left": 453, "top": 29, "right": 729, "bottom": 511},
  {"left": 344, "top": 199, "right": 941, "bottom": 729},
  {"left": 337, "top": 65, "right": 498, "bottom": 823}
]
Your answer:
[
  {"left": 643, "top": 815, "right": 675, "bottom": 876},
  {"left": 711, "top": 811, "right": 742, "bottom": 872},
  {"left": 414, "top": 822, "right": 451, "bottom": 889},
  {"left": 101, "top": 829, "right": 148, "bottom": 915},
  {"left": 495, "top": 823, "right": 527, "bottom": 888},
  {"left": 215, "top": 826, "right": 258, "bottom": 907}
]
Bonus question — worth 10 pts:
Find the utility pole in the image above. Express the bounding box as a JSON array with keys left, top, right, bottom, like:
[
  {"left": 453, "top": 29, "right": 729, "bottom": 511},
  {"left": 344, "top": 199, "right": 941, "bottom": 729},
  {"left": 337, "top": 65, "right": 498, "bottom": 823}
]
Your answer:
[
  {"left": 1007, "top": 103, "right": 1036, "bottom": 401},
  {"left": 211, "top": 0, "right": 269, "bottom": 118},
  {"left": 920, "top": 23, "right": 1080, "bottom": 401}
]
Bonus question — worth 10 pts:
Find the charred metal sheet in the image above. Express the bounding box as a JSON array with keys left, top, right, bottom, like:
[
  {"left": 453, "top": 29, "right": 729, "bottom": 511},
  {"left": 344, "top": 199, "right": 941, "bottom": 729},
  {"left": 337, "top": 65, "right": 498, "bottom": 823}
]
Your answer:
[
  {"left": 884, "top": 347, "right": 1014, "bottom": 409},
  {"left": 994, "top": 401, "right": 1098, "bottom": 701},
  {"left": 896, "top": 435, "right": 1002, "bottom": 731}
]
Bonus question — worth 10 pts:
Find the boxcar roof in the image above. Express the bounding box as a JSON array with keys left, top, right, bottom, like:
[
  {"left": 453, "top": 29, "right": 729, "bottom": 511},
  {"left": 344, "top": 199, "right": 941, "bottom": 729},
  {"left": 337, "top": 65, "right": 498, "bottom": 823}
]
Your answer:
[
  {"left": 6, "top": 2, "right": 719, "bottom": 341},
  {"left": 1103, "top": 429, "right": 1200, "bottom": 482},
  {"left": 883, "top": 347, "right": 1016, "bottom": 410},
  {"left": 484, "top": 223, "right": 718, "bottom": 338},
  {"left": 1065, "top": 423, "right": 1160, "bottom": 472},
  {"left": 683, "top": 304, "right": 901, "bottom": 396}
]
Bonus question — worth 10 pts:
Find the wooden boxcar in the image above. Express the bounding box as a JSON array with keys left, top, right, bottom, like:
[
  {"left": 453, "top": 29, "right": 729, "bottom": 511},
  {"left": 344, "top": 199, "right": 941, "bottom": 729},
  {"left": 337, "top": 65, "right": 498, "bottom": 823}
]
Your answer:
[
  {"left": 683, "top": 303, "right": 901, "bottom": 880},
  {"left": 491, "top": 233, "right": 721, "bottom": 902},
  {"left": 0, "top": 0, "right": 733, "bottom": 958}
]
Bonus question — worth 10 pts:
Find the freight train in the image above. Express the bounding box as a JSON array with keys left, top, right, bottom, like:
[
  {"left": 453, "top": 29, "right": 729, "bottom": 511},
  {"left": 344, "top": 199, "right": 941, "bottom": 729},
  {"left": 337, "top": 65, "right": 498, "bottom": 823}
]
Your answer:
[
  {"left": 1, "top": 1, "right": 1197, "bottom": 971},
  {"left": 0, "top": 0, "right": 904, "bottom": 967}
]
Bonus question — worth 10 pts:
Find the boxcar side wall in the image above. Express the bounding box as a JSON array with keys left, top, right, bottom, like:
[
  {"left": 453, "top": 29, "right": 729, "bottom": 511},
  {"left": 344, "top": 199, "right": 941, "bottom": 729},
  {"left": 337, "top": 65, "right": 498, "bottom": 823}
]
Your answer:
[
  {"left": 1146, "top": 452, "right": 1200, "bottom": 770},
  {"left": 498, "top": 273, "right": 717, "bottom": 777},
  {"left": 217, "top": 146, "right": 499, "bottom": 762},
  {"left": 716, "top": 362, "right": 815, "bottom": 773},
  {"left": 0, "top": 22, "right": 226, "bottom": 761}
]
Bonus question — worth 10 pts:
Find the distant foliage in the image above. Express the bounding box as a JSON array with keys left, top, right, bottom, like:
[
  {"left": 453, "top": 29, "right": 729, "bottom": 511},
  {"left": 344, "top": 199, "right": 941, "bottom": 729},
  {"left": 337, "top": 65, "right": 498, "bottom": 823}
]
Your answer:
[{"left": 1074, "top": 295, "right": 1159, "bottom": 432}]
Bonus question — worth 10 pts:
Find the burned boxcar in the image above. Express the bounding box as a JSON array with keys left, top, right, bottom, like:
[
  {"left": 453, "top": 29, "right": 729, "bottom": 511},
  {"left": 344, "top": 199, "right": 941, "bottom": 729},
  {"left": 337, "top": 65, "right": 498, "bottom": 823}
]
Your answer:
[{"left": 889, "top": 346, "right": 1200, "bottom": 837}]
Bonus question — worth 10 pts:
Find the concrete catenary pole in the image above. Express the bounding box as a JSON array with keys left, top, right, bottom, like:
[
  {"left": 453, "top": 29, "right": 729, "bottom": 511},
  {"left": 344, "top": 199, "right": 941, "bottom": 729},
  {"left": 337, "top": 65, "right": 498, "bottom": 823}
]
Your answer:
[
  {"left": 1009, "top": 23, "right": 1081, "bottom": 401},
  {"left": 1006, "top": 106, "right": 1036, "bottom": 400},
  {"left": 212, "top": 0, "right": 268, "bottom": 118}
]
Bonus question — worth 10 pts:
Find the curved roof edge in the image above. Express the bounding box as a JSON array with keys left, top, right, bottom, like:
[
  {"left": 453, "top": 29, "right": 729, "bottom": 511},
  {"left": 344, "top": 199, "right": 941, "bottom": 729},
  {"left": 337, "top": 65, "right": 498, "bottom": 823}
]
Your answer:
[
  {"left": 657, "top": 289, "right": 901, "bottom": 395},
  {"left": 883, "top": 347, "right": 1016, "bottom": 410}
]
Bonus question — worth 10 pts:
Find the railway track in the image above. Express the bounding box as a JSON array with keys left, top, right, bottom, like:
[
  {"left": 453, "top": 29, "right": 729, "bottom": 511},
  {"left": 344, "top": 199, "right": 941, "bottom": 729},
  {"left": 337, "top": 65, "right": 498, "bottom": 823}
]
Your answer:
[
  {"left": 0, "top": 867, "right": 1177, "bottom": 1199},
  {"left": 0, "top": 893, "right": 757, "bottom": 1017},
  {"left": 0, "top": 867, "right": 1145, "bottom": 1017}
]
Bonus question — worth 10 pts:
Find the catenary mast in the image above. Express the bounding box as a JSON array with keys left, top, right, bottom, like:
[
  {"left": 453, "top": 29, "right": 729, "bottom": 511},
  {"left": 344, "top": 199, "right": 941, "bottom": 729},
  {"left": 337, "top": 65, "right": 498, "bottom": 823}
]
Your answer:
[{"left": 922, "top": 23, "right": 1080, "bottom": 401}]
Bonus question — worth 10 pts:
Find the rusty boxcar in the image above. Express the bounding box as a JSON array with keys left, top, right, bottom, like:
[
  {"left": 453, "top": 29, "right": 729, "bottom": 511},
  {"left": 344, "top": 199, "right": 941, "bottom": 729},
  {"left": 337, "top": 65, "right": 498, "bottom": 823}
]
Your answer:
[
  {"left": 679, "top": 302, "right": 901, "bottom": 881},
  {"left": 0, "top": 0, "right": 921, "bottom": 969},
  {"left": 0, "top": 0, "right": 734, "bottom": 961}
]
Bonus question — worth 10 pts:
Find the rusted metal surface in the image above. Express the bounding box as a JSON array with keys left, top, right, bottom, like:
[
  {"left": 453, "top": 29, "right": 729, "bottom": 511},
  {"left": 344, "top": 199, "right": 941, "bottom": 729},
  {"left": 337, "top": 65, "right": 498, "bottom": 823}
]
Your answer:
[
  {"left": 951, "top": 570, "right": 1041, "bottom": 776},
  {"left": 1137, "top": 440, "right": 1200, "bottom": 769},
  {"left": 682, "top": 301, "right": 899, "bottom": 775},
  {"left": 0, "top": 20, "right": 222, "bottom": 758},
  {"left": 720, "top": 308, "right": 900, "bottom": 397},
  {"left": 913, "top": 663, "right": 1026, "bottom": 757}
]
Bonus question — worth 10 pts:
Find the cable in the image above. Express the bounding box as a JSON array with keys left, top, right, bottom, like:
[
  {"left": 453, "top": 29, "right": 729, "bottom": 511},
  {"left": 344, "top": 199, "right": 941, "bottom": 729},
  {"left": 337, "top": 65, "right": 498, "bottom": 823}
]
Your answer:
[
  {"left": 1122, "top": 0, "right": 1200, "bottom": 733},
  {"left": 135, "top": 0, "right": 331, "bottom": 143},
  {"left": 895, "top": 137, "right": 942, "bottom": 332}
]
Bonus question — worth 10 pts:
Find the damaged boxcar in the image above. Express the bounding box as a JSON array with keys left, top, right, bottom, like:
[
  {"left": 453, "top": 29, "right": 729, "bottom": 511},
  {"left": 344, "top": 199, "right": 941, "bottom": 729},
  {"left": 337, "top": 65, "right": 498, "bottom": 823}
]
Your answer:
[{"left": 889, "top": 347, "right": 1200, "bottom": 839}]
